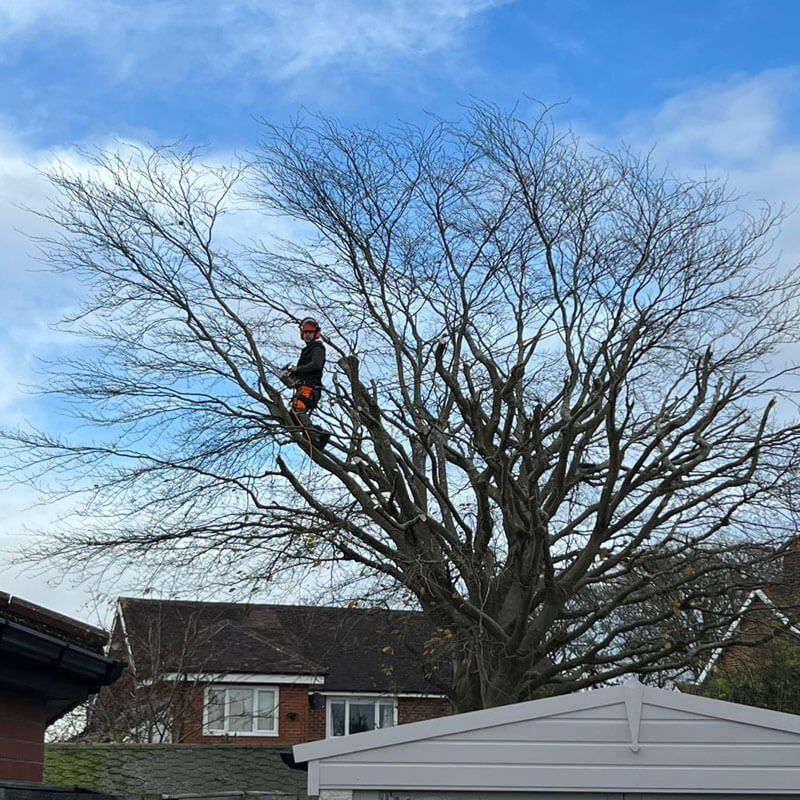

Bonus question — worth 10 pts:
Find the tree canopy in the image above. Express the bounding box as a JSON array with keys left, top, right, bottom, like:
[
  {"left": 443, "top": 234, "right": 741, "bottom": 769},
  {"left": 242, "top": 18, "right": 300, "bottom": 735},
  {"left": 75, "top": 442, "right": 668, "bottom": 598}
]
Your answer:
[{"left": 6, "top": 103, "right": 800, "bottom": 711}]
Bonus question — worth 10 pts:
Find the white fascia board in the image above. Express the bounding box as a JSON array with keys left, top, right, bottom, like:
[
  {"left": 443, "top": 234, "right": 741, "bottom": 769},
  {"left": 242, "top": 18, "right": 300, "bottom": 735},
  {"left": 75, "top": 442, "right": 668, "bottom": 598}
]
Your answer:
[
  {"left": 317, "top": 691, "right": 447, "bottom": 699},
  {"left": 752, "top": 587, "right": 800, "bottom": 634},
  {"left": 116, "top": 599, "right": 136, "bottom": 674},
  {"left": 694, "top": 590, "right": 755, "bottom": 684},
  {"left": 160, "top": 672, "right": 325, "bottom": 685},
  {"left": 308, "top": 759, "right": 320, "bottom": 796}
]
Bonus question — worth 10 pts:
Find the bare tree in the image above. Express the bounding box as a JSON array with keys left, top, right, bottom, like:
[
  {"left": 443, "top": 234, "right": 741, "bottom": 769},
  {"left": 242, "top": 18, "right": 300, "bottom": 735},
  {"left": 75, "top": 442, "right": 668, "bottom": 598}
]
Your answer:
[
  {"left": 6, "top": 103, "right": 800, "bottom": 711},
  {"left": 82, "top": 606, "right": 210, "bottom": 743},
  {"left": 53, "top": 604, "right": 224, "bottom": 744}
]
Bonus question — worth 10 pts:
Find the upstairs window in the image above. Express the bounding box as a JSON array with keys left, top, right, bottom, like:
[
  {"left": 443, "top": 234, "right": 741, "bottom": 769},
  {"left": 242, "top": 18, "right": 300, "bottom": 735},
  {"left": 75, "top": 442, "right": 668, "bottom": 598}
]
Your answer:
[
  {"left": 327, "top": 696, "right": 396, "bottom": 736},
  {"left": 204, "top": 685, "right": 278, "bottom": 736}
]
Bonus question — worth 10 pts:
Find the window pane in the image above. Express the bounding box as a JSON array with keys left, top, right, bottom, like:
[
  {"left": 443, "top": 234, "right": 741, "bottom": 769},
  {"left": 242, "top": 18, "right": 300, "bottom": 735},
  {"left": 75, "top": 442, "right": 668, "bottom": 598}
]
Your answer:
[
  {"left": 379, "top": 701, "right": 395, "bottom": 728},
  {"left": 206, "top": 687, "right": 225, "bottom": 731},
  {"left": 331, "top": 700, "right": 345, "bottom": 736},
  {"left": 349, "top": 701, "right": 375, "bottom": 734},
  {"left": 228, "top": 688, "right": 253, "bottom": 732},
  {"left": 256, "top": 689, "right": 276, "bottom": 732}
]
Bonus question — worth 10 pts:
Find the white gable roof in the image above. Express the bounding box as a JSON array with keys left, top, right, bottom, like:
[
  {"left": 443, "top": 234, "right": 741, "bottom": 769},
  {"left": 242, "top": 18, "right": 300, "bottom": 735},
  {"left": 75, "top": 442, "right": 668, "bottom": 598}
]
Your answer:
[{"left": 294, "top": 679, "right": 800, "bottom": 796}]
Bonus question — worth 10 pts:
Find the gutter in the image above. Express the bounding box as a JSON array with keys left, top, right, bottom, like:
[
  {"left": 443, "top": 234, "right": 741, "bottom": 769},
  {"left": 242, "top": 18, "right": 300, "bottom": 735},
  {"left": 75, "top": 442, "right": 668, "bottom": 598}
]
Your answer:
[{"left": 0, "top": 615, "right": 125, "bottom": 686}]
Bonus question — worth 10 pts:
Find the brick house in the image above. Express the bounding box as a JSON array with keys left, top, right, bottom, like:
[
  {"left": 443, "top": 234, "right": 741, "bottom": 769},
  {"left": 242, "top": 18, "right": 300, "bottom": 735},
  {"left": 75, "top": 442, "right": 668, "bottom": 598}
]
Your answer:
[
  {"left": 696, "top": 588, "right": 800, "bottom": 684},
  {"left": 0, "top": 591, "right": 124, "bottom": 783},
  {"left": 95, "top": 597, "right": 452, "bottom": 745},
  {"left": 695, "top": 544, "right": 800, "bottom": 705}
]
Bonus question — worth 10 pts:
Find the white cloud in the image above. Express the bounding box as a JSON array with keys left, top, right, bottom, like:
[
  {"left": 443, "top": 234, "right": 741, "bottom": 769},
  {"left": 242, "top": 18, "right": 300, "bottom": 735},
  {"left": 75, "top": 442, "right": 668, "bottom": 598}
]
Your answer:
[
  {"left": 0, "top": 486, "right": 106, "bottom": 622},
  {"left": 622, "top": 70, "right": 799, "bottom": 170},
  {"left": 0, "top": 0, "right": 80, "bottom": 35},
  {"left": 0, "top": 0, "right": 506, "bottom": 89},
  {"left": 615, "top": 70, "right": 800, "bottom": 266},
  {"left": 612, "top": 71, "right": 800, "bottom": 400},
  {"left": 0, "top": 127, "right": 73, "bottom": 422},
  {"left": 0, "top": 125, "right": 264, "bottom": 619},
  {"left": 259, "top": 0, "right": 503, "bottom": 80},
  {"left": 0, "top": 118, "right": 307, "bottom": 434}
]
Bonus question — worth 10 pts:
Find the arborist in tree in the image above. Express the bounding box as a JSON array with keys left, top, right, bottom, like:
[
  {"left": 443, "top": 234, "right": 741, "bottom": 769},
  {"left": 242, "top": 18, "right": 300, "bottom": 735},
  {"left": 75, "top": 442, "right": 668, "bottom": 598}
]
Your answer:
[{"left": 283, "top": 317, "right": 331, "bottom": 451}]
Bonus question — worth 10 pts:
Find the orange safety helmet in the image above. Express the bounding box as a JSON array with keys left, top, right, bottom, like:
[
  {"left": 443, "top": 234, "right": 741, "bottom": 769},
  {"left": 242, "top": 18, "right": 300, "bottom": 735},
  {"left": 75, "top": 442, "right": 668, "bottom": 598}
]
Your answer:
[{"left": 299, "top": 317, "right": 321, "bottom": 340}]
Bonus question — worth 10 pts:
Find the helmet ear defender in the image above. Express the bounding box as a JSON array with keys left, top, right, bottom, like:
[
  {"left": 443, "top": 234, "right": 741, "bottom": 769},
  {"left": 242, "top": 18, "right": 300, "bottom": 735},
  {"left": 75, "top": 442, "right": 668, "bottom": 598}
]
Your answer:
[{"left": 299, "top": 317, "right": 321, "bottom": 340}]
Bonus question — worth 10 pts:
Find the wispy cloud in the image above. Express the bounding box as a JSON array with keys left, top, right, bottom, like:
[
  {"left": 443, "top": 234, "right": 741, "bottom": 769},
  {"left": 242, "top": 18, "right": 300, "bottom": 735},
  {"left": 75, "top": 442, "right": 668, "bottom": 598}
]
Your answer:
[
  {"left": 0, "top": 0, "right": 83, "bottom": 36},
  {"left": 0, "top": 123, "right": 297, "bottom": 424},
  {"left": 0, "top": 125, "right": 72, "bottom": 422},
  {"left": 616, "top": 70, "right": 800, "bottom": 261},
  {"left": 0, "top": 0, "right": 505, "bottom": 88},
  {"left": 623, "top": 69, "right": 799, "bottom": 170},
  {"left": 256, "top": 1, "right": 504, "bottom": 79}
]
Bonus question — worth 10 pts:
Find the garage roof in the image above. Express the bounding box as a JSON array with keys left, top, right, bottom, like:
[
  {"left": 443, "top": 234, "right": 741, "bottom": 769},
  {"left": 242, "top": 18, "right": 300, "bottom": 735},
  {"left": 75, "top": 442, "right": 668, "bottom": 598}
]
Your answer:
[{"left": 295, "top": 679, "right": 800, "bottom": 796}]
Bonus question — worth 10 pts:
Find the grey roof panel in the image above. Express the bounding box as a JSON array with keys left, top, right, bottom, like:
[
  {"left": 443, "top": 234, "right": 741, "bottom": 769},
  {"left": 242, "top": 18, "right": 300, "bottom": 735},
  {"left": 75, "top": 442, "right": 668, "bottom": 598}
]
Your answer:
[{"left": 295, "top": 679, "right": 800, "bottom": 796}]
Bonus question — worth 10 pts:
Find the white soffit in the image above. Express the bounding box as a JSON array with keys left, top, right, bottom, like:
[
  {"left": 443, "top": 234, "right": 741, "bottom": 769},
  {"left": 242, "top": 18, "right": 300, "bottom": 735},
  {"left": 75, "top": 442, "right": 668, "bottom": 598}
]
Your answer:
[{"left": 160, "top": 672, "right": 325, "bottom": 684}]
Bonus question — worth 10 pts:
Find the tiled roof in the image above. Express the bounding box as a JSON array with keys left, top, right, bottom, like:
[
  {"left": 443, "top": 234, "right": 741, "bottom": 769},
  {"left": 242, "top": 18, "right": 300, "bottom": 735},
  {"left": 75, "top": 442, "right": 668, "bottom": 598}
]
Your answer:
[
  {"left": 116, "top": 598, "right": 447, "bottom": 694},
  {"left": 45, "top": 743, "right": 308, "bottom": 797}
]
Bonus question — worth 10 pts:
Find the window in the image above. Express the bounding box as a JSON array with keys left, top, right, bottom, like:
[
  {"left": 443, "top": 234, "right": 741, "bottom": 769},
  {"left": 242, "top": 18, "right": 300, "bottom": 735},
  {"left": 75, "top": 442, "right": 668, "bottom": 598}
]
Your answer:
[
  {"left": 327, "top": 696, "right": 396, "bottom": 736},
  {"left": 204, "top": 685, "right": 278, "bottom": 735}
]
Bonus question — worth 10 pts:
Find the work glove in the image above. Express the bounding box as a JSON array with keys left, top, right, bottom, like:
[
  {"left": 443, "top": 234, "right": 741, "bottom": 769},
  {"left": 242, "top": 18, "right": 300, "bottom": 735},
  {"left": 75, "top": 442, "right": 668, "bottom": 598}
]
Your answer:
[{"left": 279, "top": 368, "right": 296, "bottom": 388}]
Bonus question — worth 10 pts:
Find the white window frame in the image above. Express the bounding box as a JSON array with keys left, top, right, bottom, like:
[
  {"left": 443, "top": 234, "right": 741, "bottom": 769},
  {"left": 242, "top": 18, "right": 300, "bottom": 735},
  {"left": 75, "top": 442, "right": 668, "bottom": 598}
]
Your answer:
[
  {"left": 203, "top": 684, "right": 280, "bottom": 737},
  {"left": 325, "top": 695, "right": 398, "bottom": 737}
]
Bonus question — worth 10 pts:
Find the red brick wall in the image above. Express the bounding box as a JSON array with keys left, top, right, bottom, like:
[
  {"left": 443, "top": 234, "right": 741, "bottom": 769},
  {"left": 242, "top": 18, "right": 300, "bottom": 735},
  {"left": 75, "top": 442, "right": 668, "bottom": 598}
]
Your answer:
[
  {"left": 398, "top": 696, "right": 451, "bottom": 725},
  {"left": 178, "top": 684, "right": 311, "bottom": 745},
  {"left": 0, "top": 687, "right": 47, "bottom": 782},
  {"left": 715, "top": 601, "right": 778, "bottom": 674},
  {"left": 174, "top": 688, "right": 451, "bottom": 744},
  {"left": 308, "top": 706, "right": 326, "bottom": 741},
  {"left": 304, "top": 695, "right": 451, "bottom": 742}
]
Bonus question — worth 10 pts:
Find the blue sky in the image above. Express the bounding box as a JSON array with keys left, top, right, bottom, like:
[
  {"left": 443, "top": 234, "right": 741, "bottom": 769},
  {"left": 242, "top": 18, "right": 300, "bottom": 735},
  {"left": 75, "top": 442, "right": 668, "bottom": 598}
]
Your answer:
[{"left": 2, "top": 0, "right": 800, "bottom": 622}]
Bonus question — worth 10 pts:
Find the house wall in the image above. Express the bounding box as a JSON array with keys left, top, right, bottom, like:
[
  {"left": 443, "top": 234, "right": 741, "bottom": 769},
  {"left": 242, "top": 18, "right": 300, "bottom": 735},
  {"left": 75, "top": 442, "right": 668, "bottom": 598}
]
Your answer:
[
  {"left": 0, "top": 687, "right": 47, "bottom": 783},
  {"left": 91, "top": 673, "right": 451, "bottom": 745},
  {"left": 715, "top": 599, "right": 780, "bottom": 674},
  {"left": 175, "top": 688, "right": 450, "bottom": 745},
  {"left": 309, "top": 706, "right": 325, "bottom": 741},
  {"left": 178, "top": 683, "right": 311, "bottom": 745},
  {"left": 306, "top": 697, "right": 451, "bottom": 741},
  {"left": 398, "top": 696, "right": 451, "bottom": 726}
]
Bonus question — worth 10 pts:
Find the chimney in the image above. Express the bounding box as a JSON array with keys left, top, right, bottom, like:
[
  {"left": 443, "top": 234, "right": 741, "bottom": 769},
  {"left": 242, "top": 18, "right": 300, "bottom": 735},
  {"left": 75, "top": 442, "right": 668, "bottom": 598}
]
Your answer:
[{"left": 782, "top": 538, "right": 800, "bottom": 590}]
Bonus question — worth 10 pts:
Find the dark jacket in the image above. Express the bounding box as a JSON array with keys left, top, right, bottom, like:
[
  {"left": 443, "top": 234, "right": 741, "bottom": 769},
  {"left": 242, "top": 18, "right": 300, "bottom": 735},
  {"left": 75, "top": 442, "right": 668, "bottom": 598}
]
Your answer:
[{"left": 294, "top": 340, "right": 325, "bottom": 387}]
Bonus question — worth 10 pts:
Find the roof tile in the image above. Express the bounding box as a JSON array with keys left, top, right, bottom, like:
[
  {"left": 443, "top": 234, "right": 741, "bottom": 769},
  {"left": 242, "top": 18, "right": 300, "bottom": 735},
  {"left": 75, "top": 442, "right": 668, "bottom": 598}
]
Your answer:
[{"left": 118, "top": 598, "right": 447, "bottom": 694}]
